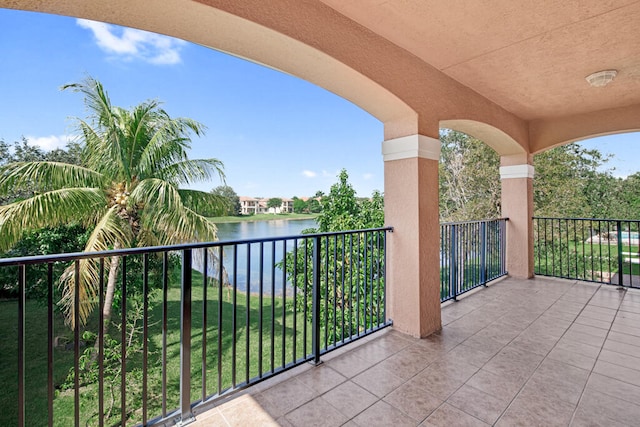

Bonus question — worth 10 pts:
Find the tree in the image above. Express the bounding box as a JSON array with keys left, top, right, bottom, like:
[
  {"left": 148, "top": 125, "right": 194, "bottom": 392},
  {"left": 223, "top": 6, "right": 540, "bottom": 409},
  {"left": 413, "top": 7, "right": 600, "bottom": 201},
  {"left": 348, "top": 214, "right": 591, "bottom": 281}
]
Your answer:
[
  {"left": 307, "top": 198, "right": 322, "bottom": 213},
  {"left": 439, "top": 130, "right": 501, "bottom": 222},
  {"left": 267, "top": 197, "right": 283, "bottom": 210},
  {"left": 292, "top": 196, "right": 307, "bottom": 213},
  {"left": 533, "top": 143, "right": 612, "bottom": 217},
  {"left": 210, "top": 185, "right": 240, "bottom": 216},
  {"left": 0, "top": 137, "right": 82, "bottom": 204},
  {"left": 317, "top": 169, "right": 360, "bottom": 231},
  {"left": 0, "top": 77, "right": 226, "bottom": 331},
  {"left": 282, "top": 170, "right": 385, "bottom": 342}
]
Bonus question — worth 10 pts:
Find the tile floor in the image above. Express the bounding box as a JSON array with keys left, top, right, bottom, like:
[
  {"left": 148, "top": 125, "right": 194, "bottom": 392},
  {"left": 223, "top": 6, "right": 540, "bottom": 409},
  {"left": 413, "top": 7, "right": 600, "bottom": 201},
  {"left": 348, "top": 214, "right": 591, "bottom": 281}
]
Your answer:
[{"left": 189, "top": 277, "right": 640, "bottom": 426}]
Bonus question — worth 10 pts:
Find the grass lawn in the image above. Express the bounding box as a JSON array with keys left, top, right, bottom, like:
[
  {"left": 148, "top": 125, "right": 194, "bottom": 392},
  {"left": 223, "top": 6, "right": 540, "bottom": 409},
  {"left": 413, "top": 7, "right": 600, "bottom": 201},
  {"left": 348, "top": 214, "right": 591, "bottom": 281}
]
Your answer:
[
  {"left": 1, "top": 269, "right": 312, "bottom": 426},
  {"left": 209, "top": 213, "right": 318, "bottom": 223},
  {"left": 535, "top": 240, "right": 640, "bottom": 278}
]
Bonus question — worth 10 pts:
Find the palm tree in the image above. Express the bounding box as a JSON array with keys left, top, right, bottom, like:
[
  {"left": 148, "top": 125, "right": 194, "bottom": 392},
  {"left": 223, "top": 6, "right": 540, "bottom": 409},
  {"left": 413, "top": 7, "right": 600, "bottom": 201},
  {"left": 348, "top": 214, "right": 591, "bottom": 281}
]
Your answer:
[{"left": 0, "top": 77, "right": 226, "bottom": 331}]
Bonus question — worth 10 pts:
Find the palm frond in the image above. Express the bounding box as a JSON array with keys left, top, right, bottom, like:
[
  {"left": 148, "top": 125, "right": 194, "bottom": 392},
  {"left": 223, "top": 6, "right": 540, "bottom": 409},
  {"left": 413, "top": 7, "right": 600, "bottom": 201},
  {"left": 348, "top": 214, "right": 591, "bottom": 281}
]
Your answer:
[
  {"left": 136, "top": 116, "right": 206, "bottom": 179},
  {"left": 0, "top": 188, "right": 105, "bottom": 251},
  {"left": 151, "top": 205, "right": 219, "bottom": 245},
  {"left": 62, "top": 77, "right": 114, "bottom": 128},
  {"left": 178, "top": 189, "right": 229, "bottom": 216},
  {"left": 58, "top": 205, "right": 132, "bottom": 328},
  {"left": 129, "top": 178, "right": 218, "bottom": 244},
  {"left": 0, "top": 161, "right": 105, "bottom": 194},
  {"left": 160, "top": 159, "right": 226, "bottom": 185},
  {"left": 127, "top": 100, "right": 164, "bottom": 172}
]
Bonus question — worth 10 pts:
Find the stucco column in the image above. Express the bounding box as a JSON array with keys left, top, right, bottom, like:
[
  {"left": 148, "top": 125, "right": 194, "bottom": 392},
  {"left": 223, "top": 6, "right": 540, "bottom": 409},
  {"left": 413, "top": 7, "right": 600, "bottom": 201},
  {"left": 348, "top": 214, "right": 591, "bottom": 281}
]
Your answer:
[
  {"left": 383, "top": 134, "right": 441, "bottom": 338},
  {"left": 500, "top": 154, "right": 534, "bottom": 279}
]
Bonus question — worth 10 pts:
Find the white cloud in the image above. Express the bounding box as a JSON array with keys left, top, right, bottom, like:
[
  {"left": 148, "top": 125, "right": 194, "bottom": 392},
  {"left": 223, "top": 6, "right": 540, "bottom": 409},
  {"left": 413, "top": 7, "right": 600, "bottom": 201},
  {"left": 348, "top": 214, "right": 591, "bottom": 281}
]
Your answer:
[
  {"left": 25, "top": 135, "right": 73, "bottom": 151},
  {"left": 363, "top": 173, "right": 374, "bottom": 180},
  {"left": 77, "top": 19, "right": 185, "bottom": 65},
  {"left": 302, "top": 170, "right": 317, "bottom": 178},
  {"left": 322, "top": 170, "right": 338, "bottom": 178}
]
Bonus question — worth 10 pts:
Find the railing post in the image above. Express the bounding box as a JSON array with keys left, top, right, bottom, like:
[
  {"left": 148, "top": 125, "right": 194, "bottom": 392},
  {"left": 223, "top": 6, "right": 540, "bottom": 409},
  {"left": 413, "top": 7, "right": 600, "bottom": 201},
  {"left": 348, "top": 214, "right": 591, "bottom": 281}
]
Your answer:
[
  {"left": 179, "top": 249, "right": 194, "bottom": 425},
  {"left": 480, "top": 221, "right": 487, "bottom": 286},
  {"left": 617, "top": 221, "right": 624, "bottom": 286},
  {"left": 18, "top": 265, "right": 25, "bottom": 427},
  {"left": 449, "top": 225, "right": 458, "bottom": 300},
  {"left": 311, "top": 236, "right": 322, "bottom": 365}
]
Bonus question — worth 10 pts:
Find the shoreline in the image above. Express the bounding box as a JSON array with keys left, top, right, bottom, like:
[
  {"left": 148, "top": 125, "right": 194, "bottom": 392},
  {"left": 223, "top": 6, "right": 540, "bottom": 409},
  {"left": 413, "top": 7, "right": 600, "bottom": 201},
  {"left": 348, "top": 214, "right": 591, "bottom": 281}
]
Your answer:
[{"left": 209, "top": 213, "right": 319, "bottom": 223}]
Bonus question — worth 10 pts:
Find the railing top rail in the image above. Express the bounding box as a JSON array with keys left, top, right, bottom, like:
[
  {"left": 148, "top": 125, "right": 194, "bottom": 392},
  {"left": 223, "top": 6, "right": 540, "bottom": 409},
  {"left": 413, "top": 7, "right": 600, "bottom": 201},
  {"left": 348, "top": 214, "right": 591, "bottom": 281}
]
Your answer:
[
  {"left": 440, "top": 218, "right": 509, "bottom": 226},
  {"left": 533, "top": 216, "right": 640, "bottom": 222},
  {"left": 0, "top": 226, "right": 394, "bottom": 267}
]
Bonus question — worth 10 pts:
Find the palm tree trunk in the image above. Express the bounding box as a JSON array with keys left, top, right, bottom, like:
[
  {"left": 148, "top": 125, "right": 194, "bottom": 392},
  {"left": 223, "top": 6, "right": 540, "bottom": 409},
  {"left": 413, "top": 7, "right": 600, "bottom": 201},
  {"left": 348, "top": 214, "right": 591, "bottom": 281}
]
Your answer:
[
  {"left": 102, "top": 242, "right": 121, "bottom": 337},
  {"left": 91, "top": 243, "right": 120, "bottom": 363}
]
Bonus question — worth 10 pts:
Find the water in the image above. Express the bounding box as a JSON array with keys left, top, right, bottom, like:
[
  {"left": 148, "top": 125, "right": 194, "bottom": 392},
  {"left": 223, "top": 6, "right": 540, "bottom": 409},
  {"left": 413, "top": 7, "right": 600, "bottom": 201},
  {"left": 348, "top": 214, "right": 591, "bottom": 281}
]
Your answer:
[
  {"left": 215, "top": 218, "right": 317, "bottom": 242},
  {"left": 197, "top": 218, "right": 317, "bottom": 294}
]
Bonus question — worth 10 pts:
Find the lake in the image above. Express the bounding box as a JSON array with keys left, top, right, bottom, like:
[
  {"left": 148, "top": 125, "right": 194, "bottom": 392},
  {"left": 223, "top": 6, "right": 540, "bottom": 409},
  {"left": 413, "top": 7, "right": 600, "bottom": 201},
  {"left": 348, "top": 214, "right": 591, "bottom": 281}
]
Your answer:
[
  {"left": 215, "top": 218, "right": 318, "bottom": 242},
  {"left": 197, "top": 218, "right": 318, "bottom": 294}
]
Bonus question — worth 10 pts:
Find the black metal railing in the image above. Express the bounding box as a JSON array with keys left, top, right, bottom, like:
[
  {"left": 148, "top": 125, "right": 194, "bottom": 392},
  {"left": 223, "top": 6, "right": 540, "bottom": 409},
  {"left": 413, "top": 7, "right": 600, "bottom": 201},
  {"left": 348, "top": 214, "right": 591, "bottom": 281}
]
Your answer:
[
  {"left": 1, "top": 227, "right": 391, "bottom": 427},
  {"left": 534, "top": 217, "right": 640, "bottom": 287},
  {"left": 440, "top": 218, "right": 508, "bottom": 302}
]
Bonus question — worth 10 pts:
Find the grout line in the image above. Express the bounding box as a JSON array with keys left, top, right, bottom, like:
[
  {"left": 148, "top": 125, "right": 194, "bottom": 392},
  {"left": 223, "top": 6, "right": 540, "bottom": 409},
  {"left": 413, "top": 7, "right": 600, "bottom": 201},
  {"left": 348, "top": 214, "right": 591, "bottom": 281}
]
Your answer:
[{"left": 490, "top": 280, "right": 601, "bottom": 425}]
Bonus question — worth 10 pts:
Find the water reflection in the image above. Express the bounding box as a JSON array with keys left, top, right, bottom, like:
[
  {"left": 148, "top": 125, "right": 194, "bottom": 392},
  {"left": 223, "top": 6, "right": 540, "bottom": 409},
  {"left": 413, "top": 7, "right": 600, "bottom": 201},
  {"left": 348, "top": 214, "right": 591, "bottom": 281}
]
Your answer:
[{"left": 195, "top": 219, "right": 317, "bottom": 295}]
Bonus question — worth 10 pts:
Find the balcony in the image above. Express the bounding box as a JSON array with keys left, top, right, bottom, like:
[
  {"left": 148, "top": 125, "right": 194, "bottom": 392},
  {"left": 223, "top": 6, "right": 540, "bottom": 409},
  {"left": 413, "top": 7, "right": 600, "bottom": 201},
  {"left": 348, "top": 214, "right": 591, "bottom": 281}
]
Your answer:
[
  {"left": 191, "top": 276, "right": 640, "bottom": 426},
  {"left": 4, "top": 219, "right": 640, "bottom": 426}
]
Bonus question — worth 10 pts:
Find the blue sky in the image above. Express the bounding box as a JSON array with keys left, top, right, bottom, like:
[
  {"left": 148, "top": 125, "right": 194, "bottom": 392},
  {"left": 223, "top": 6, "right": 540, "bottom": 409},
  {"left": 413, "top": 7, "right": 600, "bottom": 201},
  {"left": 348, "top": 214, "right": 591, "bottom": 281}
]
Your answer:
[{"left": 1, "top": 9, "right": 639, "bottom": 198}]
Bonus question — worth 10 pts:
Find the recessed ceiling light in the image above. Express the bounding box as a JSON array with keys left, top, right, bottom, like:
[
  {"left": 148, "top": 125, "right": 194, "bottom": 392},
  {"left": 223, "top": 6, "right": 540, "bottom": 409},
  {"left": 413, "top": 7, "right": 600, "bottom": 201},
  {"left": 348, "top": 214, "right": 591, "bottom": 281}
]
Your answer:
[{"left": 585, "top": 70, "right": 618, "bottom": 87}]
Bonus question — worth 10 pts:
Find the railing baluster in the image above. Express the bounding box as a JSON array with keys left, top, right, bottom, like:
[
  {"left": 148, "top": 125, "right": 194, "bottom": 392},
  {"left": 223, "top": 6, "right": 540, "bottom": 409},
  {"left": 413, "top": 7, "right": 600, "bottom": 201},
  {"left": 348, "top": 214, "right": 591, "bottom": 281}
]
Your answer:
[
  {"left": 246, "top": 243, "right": 251, "bottom": 384},
  {"left": 349, "top": 234, "right": 354, "bottom": 338},
  {"left": 231, "top": 245, "right": 237, "bottom": 386},
  {"left": 481, "top": 221, "right": 487, "bottom": 286},
  {"left": 18, "top": 265, "right": 25, "bottom": 427},
  {"left": 617, "top": 221, "right": 624, "bottom": 286},
  {"left": 292, "top": 239, "right": 298, "bottom": 361},
  {"left": 324, "top": 236, "right": 329, "bottom": 348},
  {"left": 217, "top": 247, "right": 224, "bottom": 394},
  {"left": 202, "top": 249, "right": 208, "bottom": 401},
  {"left": 303, "top": 239, "right": 308, "bottom": 358},
  {"left": 356, "top": 233, "right": 361, "bottom": 336},
  {"left": 312, "top": 236, "right": 322, "bottom": 365},
  {"left": 341, "top": 234, "right": 346, "bottom": 342},
  {"left": 179, "top": 249, "right": 194, "bottom": 423},
  {"left": 120, "top": 257, "right": 126, "bottom": 427},
  {"left": 450, "top": 224, "right": 457, "bottom": 300},
  {"left": 332, "top": 235, "right": 338, "bottom": 346},
  {"left": 47, "top": 263, "right": 54, "bottom": 427},
  {"left": 258, "top": 242, "right": 264, "bottom": 377},
  {"left": 162, "top": 252, "right": 168, "bottom": 417},
  {"left": 142, "top": 254, "right": 149, "bottom": 426},
  {"left": 270, "top": 241, "right": 275, "bottom": 373},
  {"left": 282, "top": 240, "right": 287, "bottom": 367},
  {"left": 98, "top": 258, "right": 105, "bottom": 427},
  {"left": 75, "top": 260, "right": 81, "bottom": 427}
]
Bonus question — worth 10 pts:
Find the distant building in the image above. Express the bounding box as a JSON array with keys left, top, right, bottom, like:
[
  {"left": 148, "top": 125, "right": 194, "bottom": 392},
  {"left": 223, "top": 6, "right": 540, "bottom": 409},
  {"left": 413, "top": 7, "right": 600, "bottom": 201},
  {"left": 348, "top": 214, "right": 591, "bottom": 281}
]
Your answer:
[{"left": 239, "top": 196, "right": 294, "bottom": 215}]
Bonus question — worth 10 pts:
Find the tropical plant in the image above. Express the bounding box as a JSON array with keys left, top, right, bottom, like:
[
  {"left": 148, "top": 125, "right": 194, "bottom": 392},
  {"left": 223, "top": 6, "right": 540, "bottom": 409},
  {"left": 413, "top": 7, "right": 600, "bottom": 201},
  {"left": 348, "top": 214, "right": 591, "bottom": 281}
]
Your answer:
[
  {"left": 281, "top": 170, "right": 386, "bottom": 342},
  {"left": 210, "top": 185, "right": 240, "bottom": 216},
  {"left": 0, "top": 77, "right": 226, "bottom": 331}
]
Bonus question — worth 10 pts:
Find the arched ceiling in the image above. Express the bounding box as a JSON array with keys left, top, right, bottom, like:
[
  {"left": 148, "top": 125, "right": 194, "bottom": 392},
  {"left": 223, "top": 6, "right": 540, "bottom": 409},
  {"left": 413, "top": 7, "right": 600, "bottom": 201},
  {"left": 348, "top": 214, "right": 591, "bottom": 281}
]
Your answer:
[{"left": 3, "top": 0, "right": 640, "bottom": 154}]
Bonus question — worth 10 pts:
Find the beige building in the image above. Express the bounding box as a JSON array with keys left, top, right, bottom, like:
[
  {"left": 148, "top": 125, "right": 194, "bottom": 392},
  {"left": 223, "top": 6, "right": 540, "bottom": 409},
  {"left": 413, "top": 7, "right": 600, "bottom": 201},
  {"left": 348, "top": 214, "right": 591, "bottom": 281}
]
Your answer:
[{"left": 239, "top": 196, "right": 294, "bottom": 215}]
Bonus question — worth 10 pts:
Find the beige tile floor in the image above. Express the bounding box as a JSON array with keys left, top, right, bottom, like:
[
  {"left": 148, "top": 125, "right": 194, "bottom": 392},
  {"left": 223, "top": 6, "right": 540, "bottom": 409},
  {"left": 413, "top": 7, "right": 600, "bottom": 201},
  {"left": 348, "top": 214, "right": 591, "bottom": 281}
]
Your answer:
[{"left": 189, "top": 277, "right": 640, "bottom": 426}]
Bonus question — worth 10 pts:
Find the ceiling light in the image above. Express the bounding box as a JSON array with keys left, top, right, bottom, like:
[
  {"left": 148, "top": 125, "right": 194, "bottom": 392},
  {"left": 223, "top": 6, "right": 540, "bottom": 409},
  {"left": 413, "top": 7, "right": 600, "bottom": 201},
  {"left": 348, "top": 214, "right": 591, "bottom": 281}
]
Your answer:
[{"left": 585, "top": 70, "right": 617, "bottom": 87}]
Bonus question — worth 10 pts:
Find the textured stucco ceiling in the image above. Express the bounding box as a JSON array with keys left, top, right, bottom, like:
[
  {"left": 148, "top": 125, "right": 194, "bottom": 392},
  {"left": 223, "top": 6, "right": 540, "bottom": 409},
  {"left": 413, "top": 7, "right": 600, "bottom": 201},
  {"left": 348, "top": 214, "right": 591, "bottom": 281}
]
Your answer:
[
  {"left": 3, "top": 0, "right": 640, "bottom": 151},
  {"left": 319, "top": 0, "right": 640, "bottom": 121}
]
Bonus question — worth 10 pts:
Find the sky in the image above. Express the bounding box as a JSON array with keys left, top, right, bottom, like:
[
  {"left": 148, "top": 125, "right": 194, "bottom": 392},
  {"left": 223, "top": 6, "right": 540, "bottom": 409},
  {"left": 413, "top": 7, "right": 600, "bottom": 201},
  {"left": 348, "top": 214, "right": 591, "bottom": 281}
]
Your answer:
[{"left": 1, "top": 9, "right": 639, "bottom": 198}]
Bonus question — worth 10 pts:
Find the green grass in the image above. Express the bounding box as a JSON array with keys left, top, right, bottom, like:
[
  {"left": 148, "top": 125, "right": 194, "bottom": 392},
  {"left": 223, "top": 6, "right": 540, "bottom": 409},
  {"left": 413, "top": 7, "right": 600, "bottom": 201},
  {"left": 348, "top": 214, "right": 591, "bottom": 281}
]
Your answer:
[
  {"left": 0, "top": 299, "right": 81, "bottom": 427},
  {"left": 1, "top": 269, "right": 312, "bottom": 426},
  {"left": 208, "top": 213, "right": 318, "bottom": 223},
  {"left": 534, "top": 240, "right": 640, "bottom": 279}
]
